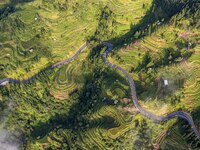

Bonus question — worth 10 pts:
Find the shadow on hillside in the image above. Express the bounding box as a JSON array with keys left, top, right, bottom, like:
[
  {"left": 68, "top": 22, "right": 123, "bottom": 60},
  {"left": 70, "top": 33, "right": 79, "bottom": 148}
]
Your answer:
[
  {"left": 176, "top": 106, "right": 200, "bottom": 148},
  {"left": 28, "top": 0, "right": 195, "bottom": 145},
  {"left": 31, "top": 114, "right": 118, "bottom": 139},
  {"left": 89, "top": 0, "right": 189, "bottom": 58},
  {"left": 110, "top": 0, "right": 190, "bottom": 48},
  {"left": 192, "top": 107, "right": 200, "bottom": 127},
  {"left": 0, "top": 0, "right": 34, "bottom": 20},
  {"left": 30, "top": 66, "right": 117, "bottom": 139}
]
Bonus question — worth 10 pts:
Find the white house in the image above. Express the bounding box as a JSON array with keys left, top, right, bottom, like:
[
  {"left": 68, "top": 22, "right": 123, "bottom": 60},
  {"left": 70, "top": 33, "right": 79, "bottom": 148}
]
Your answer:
[
  {"left": 29, "top": 49, "right": 33, "bottom": 52},
  {"left": 164, "top": 79, "right": 169, "bottom": 86}
]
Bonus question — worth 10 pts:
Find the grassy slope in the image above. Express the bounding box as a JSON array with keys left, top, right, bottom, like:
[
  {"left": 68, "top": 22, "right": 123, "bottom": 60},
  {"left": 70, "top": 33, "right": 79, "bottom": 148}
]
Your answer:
[
  {"left": 108, "top": 20, "right": 199, "bottom": 114},
  {"left": 107, "top": 3, "right": 200, "bottom": 149},
  {"left": 0, "top": 0, "right": 151, "bottom": 80},
  {"left": 0, "top": 0, "right": 199, "bottom": 149},
  {"left": 0, "top": 0, "right": 158, "bottom": 150}
]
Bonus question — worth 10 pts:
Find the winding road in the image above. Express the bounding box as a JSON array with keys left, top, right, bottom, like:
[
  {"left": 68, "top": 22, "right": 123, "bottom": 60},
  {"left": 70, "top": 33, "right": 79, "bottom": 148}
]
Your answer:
[
  {"left": 102, "top": 42, "right": 200, "bottom": 140},
  {"left": 0, "top": 43, "right": 87, "bottom": 85},
  {"left": 0, "top": 41, "right": 199, "bottom": 141}
]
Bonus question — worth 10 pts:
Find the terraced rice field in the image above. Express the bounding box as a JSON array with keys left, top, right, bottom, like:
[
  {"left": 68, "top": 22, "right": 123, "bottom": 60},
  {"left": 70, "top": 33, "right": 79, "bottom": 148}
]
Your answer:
[
  {"left": 0, "top": 0, "right": 199, "bottom": 149},
  {"left": 160, "top": 128, "right": 191, "bottom": 149},
  {"left": 50, "top": 46, "right": 89, "bottom": 100},
  {"left": 107, "top": 12, "right": 200, "bottom": 148},
  {"left": 184, "top": 45, "right": 200, "bottom": 110},
  {"left": 0, "top": 0, "right": 152, "bottom": 80},
  {"left": 0, "top": 1, "right": 159, "bottom": 149}
]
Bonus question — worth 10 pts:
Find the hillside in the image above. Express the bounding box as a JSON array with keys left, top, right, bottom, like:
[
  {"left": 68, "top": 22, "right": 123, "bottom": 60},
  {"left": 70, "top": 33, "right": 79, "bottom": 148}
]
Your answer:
[{"left": 0, "top": 0, "right": 199, "bottom": 149}]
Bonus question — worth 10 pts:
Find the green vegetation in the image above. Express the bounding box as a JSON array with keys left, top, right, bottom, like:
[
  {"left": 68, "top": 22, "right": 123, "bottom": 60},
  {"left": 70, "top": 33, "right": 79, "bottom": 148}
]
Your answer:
[
  {"left": 0, "top": 0, "right": 152, "bottom": 80},
  {"left": 0, "top": 0, "right": 199, "bottom": 149}
]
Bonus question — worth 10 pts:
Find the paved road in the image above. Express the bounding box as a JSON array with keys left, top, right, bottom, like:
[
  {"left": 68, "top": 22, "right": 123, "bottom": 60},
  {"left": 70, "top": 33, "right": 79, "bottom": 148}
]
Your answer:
[
  {"left": 0, "top": 41, "right": 199, "bottom": 140},
  {"left": 103, "top": 42, "right": 200, "bottom": 140},
  {"left": 0, "top": 43, "right": 87, "bottom": 85}
]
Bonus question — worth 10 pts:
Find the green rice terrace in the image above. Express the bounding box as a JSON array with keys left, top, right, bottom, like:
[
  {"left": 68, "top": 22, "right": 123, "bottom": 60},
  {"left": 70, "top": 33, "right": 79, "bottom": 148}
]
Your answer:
[{"left": 0, "top": 0, "right": 199, "bottom": 149}]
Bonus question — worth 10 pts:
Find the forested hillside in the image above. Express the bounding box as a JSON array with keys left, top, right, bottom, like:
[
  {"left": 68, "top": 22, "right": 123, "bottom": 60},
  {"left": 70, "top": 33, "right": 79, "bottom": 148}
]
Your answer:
[{"left": 0, "top": 0, "right": 199, "bottom": 149}]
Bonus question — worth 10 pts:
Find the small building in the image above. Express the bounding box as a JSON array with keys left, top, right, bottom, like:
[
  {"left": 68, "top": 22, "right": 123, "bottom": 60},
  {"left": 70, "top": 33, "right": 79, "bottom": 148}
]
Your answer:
[
  {"left": 0, "top": 81, "right": 9, "bottom": 86},
  {"left": 114, "top": 100, "right": 119, "bottom": 105},
  {"left": 29, "top": 49, "right": 33, "bottom": 52},
  {"left": 164, "top": 79, "right": 169, "bottom": 86}
]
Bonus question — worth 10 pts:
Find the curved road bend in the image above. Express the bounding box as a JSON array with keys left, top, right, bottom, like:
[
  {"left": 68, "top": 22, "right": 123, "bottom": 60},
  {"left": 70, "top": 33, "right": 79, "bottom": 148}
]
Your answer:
[
  {"left": 102, "top": 42, "right": 200, "bottom": 140},
  {"left": 0, "top": 43, "right": 87, "bottom": 85},
  {"left": 0, "top": 41, "right": 199, "bottom": 140}
]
